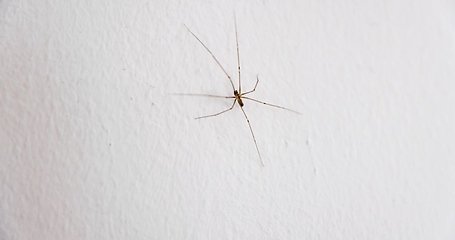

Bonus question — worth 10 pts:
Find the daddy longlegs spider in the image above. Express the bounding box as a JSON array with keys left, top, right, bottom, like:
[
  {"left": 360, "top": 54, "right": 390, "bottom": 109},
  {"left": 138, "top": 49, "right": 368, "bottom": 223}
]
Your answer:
[{"left": 183, "top": 21, "right": 300, "bottom": 166}]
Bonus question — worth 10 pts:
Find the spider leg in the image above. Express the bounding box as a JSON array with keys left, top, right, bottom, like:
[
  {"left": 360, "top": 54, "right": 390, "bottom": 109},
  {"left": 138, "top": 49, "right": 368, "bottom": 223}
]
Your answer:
[
  {"left": 172, "top": 93, "right": 234, "bottom": 98},
  {"left": 184, "top": 25, "right": 236, "bottom": 92},
  {"left": 234, "top": 15, "right": 241, "bottom": 93},
  {"left": 242, "top": 96, "right": 301, "bottom": 114},
  {"left": 239, "top": 106, "right": 264, "bottom": 166},
  {"left": 195, "top": 100, "right": 237, "bottom": 119},
  {"left": 241, "top": 75, "right": 259, "bottom": 95}
]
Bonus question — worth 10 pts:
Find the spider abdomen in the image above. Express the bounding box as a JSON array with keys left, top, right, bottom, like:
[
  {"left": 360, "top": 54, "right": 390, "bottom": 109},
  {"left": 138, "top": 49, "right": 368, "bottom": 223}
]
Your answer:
[{"left": 234, "top": 90, "right": 244, "bottom": 107}]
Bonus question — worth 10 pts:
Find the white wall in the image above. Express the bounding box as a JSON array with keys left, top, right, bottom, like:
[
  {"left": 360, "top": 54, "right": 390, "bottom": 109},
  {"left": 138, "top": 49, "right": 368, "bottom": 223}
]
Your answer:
[{"left": 1, "top": 0, "right": 455, "bottom": 239}]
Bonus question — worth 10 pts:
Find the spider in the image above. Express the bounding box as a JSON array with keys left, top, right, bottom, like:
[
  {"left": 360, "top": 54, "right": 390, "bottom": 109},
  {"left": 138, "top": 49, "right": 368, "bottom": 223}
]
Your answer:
[{"left": 183, "top": 21, "right": 300, "bottom": 165}]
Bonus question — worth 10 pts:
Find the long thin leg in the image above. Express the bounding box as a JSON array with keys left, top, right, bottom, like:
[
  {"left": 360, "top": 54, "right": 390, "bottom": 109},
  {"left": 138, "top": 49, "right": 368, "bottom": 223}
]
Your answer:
[
  {"left": 241, "top": 75, "right": 259, "bottom": 95},
  {"left": 171, "top": 93, "right": 235, "bottom": 99},
  {"left": 196, "top": 100, "right": 236, "bottom": 119},
  {"left": 184, "top": 24, "right": 236, "bottom": 92},
  {"left": 234, "top": 16, "right": 241, "bottom": 93},
  {"left": 242, "top": 96, "right": 301, "bottom": 114},
  {"left": 239, "top": 106, "right": 264, "bottom": 166}
]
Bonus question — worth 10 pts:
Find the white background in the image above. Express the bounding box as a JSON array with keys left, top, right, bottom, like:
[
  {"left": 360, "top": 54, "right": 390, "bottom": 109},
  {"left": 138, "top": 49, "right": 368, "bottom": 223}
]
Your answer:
[{"left": 1, "top": 0, "right": 455, "bottom": 239}]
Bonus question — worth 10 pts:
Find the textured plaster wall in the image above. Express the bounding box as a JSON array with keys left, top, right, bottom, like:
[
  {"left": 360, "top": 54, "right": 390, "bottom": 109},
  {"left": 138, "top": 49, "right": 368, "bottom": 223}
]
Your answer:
[{"left": 1, "top": 0, "right": 455, "bottom": 239}]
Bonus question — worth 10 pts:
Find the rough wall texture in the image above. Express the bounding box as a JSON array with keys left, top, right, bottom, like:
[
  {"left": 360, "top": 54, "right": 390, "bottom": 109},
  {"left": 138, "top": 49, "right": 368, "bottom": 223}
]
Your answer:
[{"left": 1, "top": 0, "right": 455, "bottom": 239}]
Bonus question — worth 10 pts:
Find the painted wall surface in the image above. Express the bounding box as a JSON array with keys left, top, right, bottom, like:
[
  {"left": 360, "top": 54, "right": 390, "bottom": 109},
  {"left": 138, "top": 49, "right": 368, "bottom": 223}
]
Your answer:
[{"left": 1, "top": 0, "right": 455, "bottom": 239}]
